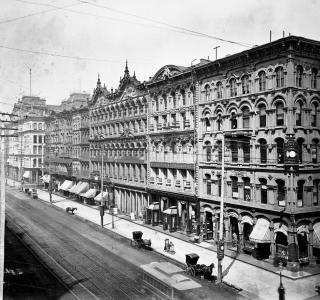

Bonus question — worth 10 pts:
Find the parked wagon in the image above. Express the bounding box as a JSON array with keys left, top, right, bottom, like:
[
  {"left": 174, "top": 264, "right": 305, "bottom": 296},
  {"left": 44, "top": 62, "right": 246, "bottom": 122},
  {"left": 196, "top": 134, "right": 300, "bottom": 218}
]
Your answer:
[
  {"left": 130, "top": 231, "right": 152, "bottom": 250},
  {"left": 185, "top": 253, "right": 215, "bottom": 281}
]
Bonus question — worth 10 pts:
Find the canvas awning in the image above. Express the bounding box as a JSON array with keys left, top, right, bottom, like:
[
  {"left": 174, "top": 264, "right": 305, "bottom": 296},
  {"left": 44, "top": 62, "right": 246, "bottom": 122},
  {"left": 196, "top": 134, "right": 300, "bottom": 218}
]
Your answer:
[
  {"left": 241, "top": 215, "right": 254, "bottom": 226},
  {"left": 249, "top": 218, "right": 271, "bottom": 243},
  {"left": 69, "top": 181, "right": 82, "bottom": 193},
  {"left": 148, "top": 202, "right": 159, "bottom": 210},
  {"left": 75, "top": 182, "right": 89, "bottom": 195},
  {"left": 94, "top": 191, "right": 108, "bottom": 202},
  {"left": 23, "top": 171, "right": 30, "bottom": 178},
  {"left": 163, "top": 206, "right": 178, "bottom": 215},
  {"left": 81, "top": 188, "right": 96, "bottom": 198},
  {"left": 41, "top": 174, "right": 50, "bottom": 183},
  {"left": 59, "top": 180, "right": 73, "bottom": 191},
  {"left": 274, "top": 223, "right": 288, "bottom": 236},
  {"left": 313, "top": 223, "right": 320, "bottom": 248}
]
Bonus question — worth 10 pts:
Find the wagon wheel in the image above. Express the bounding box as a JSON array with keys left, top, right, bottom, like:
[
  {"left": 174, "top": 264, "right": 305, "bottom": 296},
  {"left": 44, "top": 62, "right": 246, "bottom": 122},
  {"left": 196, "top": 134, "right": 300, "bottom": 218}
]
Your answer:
[{"left": 185, "top": 265, "right": 190, "bottom": 274}]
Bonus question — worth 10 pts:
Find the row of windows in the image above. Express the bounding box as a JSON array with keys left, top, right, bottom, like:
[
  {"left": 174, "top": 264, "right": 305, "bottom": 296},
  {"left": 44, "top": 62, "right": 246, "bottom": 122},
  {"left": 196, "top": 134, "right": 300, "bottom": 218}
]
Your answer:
[{"left": 202, "top": 66, "right": 318, "bottom": 101}]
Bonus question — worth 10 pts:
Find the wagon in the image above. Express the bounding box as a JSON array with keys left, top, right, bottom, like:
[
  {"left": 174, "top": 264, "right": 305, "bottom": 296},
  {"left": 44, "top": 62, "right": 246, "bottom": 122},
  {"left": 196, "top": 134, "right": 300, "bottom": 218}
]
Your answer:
[
  {"left": 185, "top": 253, "right": 215, "bottom": 280},
  {"left": 130, "top": 231, "right": 152, "bottom": 250}
]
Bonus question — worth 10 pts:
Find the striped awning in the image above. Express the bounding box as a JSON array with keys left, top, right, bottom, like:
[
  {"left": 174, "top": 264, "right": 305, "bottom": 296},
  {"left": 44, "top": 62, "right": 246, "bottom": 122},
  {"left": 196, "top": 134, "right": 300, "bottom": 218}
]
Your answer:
[
  {"left": 274, "top": 223, "right": 288, "bottom": 236},
  {"left": 41, "top": 174, "right": 51, "bottom": 183},
  {"left": 241, "top": 215, "right": 254, "bottom": 226},
  {"left": 163, "top": 206, "right": 178, "bottom": 215},
  {"left": 249, "top": 218, "right": 271, "bottom": 243},
  {"left": 75, "top": 182, "right": 89, "bottom": 195},
  {"left": 81, "top": 189, "right": 96, "bottom": 199},
  {"left": 94, "top": 191, "right": 108, "bottom": 202},
  {"left": 148, "top": 202, "right": 159, "bottom": 210}
]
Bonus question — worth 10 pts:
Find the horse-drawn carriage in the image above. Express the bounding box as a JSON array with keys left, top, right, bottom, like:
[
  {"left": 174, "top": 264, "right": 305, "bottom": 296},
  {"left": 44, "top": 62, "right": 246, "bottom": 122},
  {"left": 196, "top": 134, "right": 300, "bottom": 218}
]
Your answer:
[
  {"left": 185, "top": 253, "right": 215, "bottom": 281},
  {"left": 130, "top": 231, "right": 152, "bottom": 250}
]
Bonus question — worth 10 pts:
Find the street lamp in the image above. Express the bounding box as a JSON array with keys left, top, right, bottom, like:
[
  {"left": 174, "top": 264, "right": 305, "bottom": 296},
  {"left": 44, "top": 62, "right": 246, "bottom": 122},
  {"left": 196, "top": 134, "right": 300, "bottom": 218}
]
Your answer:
[{"left": 278, "top": 262, "right": 285, "bottom": 300}]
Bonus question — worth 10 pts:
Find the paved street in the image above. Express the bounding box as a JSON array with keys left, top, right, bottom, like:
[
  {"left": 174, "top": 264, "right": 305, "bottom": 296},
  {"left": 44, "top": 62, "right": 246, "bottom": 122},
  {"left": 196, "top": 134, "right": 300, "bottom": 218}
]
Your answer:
[{"left": 5, "top": 186, "right": 241, "bottom": 300}]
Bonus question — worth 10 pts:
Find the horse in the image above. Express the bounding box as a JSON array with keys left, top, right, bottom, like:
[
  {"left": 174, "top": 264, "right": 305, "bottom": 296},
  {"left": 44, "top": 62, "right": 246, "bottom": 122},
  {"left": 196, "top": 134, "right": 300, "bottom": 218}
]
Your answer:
[
  {"left": 66, "top": 207, "right": 77, "bottom": 214},
  {"left": 202, "top": 263, "right": 216, "bottom": 281}
]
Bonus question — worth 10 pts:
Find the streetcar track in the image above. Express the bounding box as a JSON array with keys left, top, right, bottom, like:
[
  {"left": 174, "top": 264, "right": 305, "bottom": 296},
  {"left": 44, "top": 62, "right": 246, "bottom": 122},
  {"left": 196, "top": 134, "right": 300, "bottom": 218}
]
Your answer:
[{"left": 6, "top": 190, "right": 153, "bottom": 300}]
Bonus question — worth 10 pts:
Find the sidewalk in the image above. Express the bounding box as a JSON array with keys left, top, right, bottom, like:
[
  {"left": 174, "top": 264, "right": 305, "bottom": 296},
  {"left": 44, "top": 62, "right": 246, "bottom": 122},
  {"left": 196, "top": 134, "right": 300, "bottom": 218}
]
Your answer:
[{"left": 11, "top": 184, "right": 320, "bottom": 300}]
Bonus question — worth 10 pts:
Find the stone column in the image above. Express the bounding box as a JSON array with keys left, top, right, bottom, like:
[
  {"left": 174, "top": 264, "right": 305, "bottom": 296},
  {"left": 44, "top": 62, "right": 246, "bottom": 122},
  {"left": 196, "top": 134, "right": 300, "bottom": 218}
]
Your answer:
[
  {"left": 308, "top": 223, "right": 315, "bottom": 261},
  {"left": 238, "top": 216, "right": 244, "bottom": 252}
]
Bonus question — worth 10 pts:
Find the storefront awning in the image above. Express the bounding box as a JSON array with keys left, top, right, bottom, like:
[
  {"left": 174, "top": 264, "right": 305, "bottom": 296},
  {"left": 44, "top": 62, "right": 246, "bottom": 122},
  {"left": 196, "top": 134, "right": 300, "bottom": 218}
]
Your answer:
[
  {"left": 69, "top": 181, "right": 82, "bottom": 194},
  {"left": 297, "top": 224, "right": 309, "bottom": 235},
  {"left": 241, "top": 215, "right": 253, "bottom": 226},
  {"left": 75, "top": 182, "right": 89, "bottom": 195},
  {"left": 163, "top": 206, "right": 178, "bottom": 215},
  {"left": 41, "top": 174, "right": 50, "bottom": 183},
  {"left": 249, "top": 218, "right": 271, "bottom": 243},
  {"left": 313, "top": 223, "right": 320, "bottom": 248},
  {"left": 148, "top": 202, "right": 159, "bottom": 210},
  {"left": 94, "top": 191, "right": 108, "bottom": 202},
  {"left": 81, "top": 189, "right": 96, "bottom": 198},
  {"left": 274, "top": 222, "right": 288, "bottom": 236},
  {"left": 59, "top": 180, "right": 73, "bottom": 191},
  {"left": 23, "top": 171, "right": 30, "bottom": 178}
]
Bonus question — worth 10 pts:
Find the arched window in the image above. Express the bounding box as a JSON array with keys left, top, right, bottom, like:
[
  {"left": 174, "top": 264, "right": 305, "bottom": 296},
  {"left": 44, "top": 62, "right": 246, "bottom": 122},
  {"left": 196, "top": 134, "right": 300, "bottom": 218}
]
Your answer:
[
  {"left": 276, "top": 102, "right": 284, "bottom": 126},
  {"left": 204, "top": 85, "right": 210, "bottom": 101},
  {"left": 296, "top": 65, "right": 303, "bottom": 87},
  {"left": 276, "top": 66, "right": 284, "bottom": 88},
  {"left": 295, "top": 101, "right": 303, "bottom": 126},
  {"left": 259, "top": 139, "right": 267, "bottom": 163},
  {"left": 259, "top": 178, "right": 268, "bottom": 204},
  {"left": 276, "top": 179, "right": 286, "bottom": 206},
  {"left": 258, "top": 71, "right": 266, "bottom": 91},
  {"left": 216, "top": 82, "right": 223, "bottom": 99},
  {"left": 242, "top": 107, "right": 250, "bottom": 128},
  {"left": 230, "top": 112, "right": 237, "bottom": 129},
  {"left": 230, "top": 78, "right": 237, "bottom": 97},
  {"left": 297, "top": 138, "right": 304, "bottom": 163},
  {"left": 311, "top": 139, "right": 319, "bottom": 163},
  {"left": 311, "top": 68, "right": 318, "bottom": 89},
  {"left": 242, "top": 75, "right": 249, "bottom": 94},
  {"left": 205, "top": 174, "right": 211, "bottom": 195},
  {"left": 205, "top": 117, "right": 211, "bottom": 132},
  {"left": 311, "top": 102, "right": 318, "bottom": 127},
  {"left": 258, "top": 104, "right": 267, "bottom": 127},
  {"left": 231, "top": 141, "right": 238, "bottom": 162},
  {"left": 231, "top": 176, "right": 238, "bottom": 198},
  {"left": 297, "top": 180, "right": 305, "bottom": 207},
  {"left": 276, "top": 138, "right": 284, "bottom": 164}
]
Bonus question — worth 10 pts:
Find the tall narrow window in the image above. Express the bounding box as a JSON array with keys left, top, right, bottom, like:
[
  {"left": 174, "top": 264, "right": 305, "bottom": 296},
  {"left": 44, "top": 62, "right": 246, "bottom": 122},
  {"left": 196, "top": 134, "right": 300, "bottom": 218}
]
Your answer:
[
  {"left": 296, "top": 101, "right": 303, "bottom": 126},
  {"left": 231, "top": 177, "right": 238, "bottom": 198},
  {"left": 276, "top": 102, "right": 284, "bottom": 126},
  {"left": 242, "top": 75, "right": 250, "bottom": 94},
  {"left": 217, "top": 115, "right": 222, "bottom": 131},
  {"left": 243, "top": 178, "right": 251, "bottom": 201},
  {"left": 276, "top": 66, "right": 284, "bottom": 88},
  {"left": 259, "top": 104, "right": 267, "bottom": 127},
  {"left": 258, "top": 71, "right": 266, "bottom": 91},
  {"left": 311, "top": 68, "right": 318, "bottom": 89},
  {"left": 204, "top": 85, "right": 210, "bottom": 101},
  {"left": 231, "top": 141, "right": 238, "bottom": 162},
  {"left": 311, "top": 139, "right": 318, "bottom": 163},
  {"left": 277, "top": 179, "right": 286, "bottom": 207},
  {"left": 259, "top": 139, "right": 267, "bottom": 163},
  {"left": 243, "top": 141, "right": 250, "bottom": 163},
  {"left": 230, "top": 78, "right": 237, "bottom": 97},
  {"left": 218, "top": 176, "right": 222, "bottom": 197},
  {"left": 313, "top": 179, "right": 320, "bottom": 205},
  {"left": 297, "top": 180, "right": 305, "bottom": 207},
  {"left": 311, "top": 102, "right": 318, "bottom": 127},
  {"left": 297, "top": 138, "right": 304, "bottom": 163},
  {"left": 230, "top": 112, "right": 237, "bottom": 129},
  {"left": 276, "top": 138, "right": 284, "bottom": 164},
  {"left": 217, "top": 82, "right": 223, "bottom": 99},
  {"left": 205, "top": 118, "right": 211, "bottom": 132},
  {"left": 242, "top": 107, "right": 250, "bottom": 128},
  {"left": 205, "top": 174, "right": 211, "bottom": 195},
  {"left": 296, "top": 65, "right": 303, "bottom": 87},
  {"left": 260, "top": 178, "right": 268, "bottom": 204},
  {"left": 217, "top": 141, "right": 222, "bottom": 161},
  {"left": 206, "top": 143, "right": 211, "bottom": 162}
]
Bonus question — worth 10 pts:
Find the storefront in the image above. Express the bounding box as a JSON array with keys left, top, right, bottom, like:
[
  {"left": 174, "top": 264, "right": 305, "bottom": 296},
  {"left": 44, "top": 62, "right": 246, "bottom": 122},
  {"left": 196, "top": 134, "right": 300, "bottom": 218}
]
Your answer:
[
  {"left": 146, "top": 202, "right": 160, "bottom": 226},
  {"left": 249, "top": 218, "right": 271, "bottom": 260},
  {"left": 162, "top": 206, "right": 178, "bottom": 232}
]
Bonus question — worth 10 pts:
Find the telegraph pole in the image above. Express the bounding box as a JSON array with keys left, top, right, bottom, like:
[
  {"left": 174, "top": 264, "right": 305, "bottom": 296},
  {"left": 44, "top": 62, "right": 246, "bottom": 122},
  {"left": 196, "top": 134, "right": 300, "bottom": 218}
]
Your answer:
[
  {"left": 100, "top": 152, "right": 104, "bottom": 228},
  {"left": 213, "top": 46, "right": 220, "bottom": 60},
  {"left": 217, "top": 133, "right": 225, "bottom": 283}
]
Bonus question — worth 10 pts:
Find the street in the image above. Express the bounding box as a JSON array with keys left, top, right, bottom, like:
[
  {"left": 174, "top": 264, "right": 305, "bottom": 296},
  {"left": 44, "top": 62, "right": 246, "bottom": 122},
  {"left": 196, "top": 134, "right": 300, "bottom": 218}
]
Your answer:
[{"left": 5, "top": 187, "right": 241, "bottom": 300}]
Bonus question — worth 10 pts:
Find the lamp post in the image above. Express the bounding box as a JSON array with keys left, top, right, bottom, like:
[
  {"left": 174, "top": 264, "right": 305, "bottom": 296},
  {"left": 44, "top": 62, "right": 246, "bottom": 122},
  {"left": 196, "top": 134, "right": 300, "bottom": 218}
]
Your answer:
[
  {"left": 100, "top": 151, "right": 104, "bottom": 228},
  {"left": 278, "top": 262, "right": 285, "bottom": 300}
]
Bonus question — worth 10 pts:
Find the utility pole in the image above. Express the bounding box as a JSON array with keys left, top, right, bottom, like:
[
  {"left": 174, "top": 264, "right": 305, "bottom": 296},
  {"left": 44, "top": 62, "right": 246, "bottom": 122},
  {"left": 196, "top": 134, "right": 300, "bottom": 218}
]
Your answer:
[
  {"left": 213, "top": 46, "right": 220, "bottom": 60},
  {"left": 29, "top": 67, "right": 32, "bottom": 96},
  {"left": 217, "top": 133, "right": 225, "bottom": 283},
  {"left": 100, "top": 151, "right": 104, "bottom": 228}
]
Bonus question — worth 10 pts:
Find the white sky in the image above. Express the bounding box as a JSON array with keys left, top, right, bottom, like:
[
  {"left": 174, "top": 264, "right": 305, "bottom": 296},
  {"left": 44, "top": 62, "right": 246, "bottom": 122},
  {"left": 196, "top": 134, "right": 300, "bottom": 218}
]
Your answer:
[{"left": 1, "top": 0, "right": 320, "bottom": 112}]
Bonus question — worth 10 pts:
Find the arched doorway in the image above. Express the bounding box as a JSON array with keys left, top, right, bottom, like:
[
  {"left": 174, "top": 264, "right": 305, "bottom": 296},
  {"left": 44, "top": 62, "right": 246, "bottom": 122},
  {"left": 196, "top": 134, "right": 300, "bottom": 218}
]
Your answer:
[
  {"left": 203, "top": 208, "right": 213, "bottom": 240},
  {"left": 229, "top": 213, "right": 239, "bottom": 249},
  {"left": 297, "top": 224, "right": 309, "bottom": 259}
]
